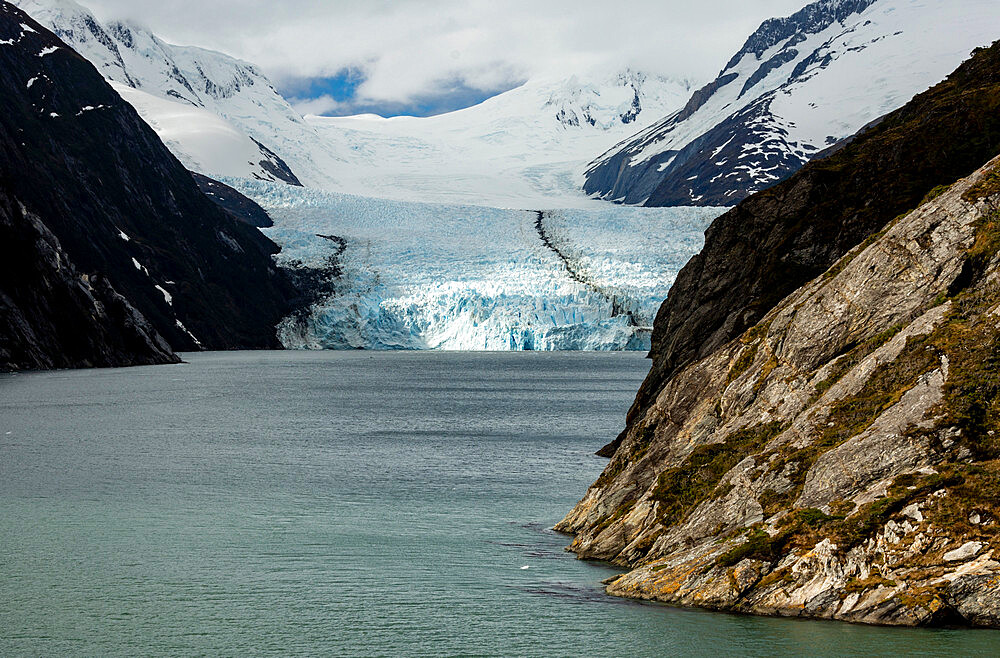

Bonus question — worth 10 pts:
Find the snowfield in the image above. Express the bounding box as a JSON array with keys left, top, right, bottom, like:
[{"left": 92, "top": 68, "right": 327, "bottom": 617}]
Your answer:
[
  {"left": 229, "top": 179, "right": 721, "bottom": 351},
  {"left": 110, "top": 82, "right": 282, "bottom": 181},
  {"left": 306, "top": 69, "right": 694, "bottom": 208},
  {"left": 15, "top": 0, "right": 697, "bottom": 207}
]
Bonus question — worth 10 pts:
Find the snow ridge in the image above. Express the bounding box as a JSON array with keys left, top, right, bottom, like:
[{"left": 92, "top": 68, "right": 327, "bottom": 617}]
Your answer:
[
  {"left": 584, "top": 0, "right": 1000, "bottom": 207},
  {"left": 12, "top": 0, "right": 344, "bottom": 186},
  {"left": 15, "top": 0, "right": 697, "bottom": 207},
  {"left": 306, "top": 67, "right": 693, "bottom": 207}
]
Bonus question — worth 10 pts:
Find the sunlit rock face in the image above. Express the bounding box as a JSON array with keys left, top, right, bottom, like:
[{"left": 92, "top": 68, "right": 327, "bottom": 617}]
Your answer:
[{"left": 557, "top": 42, "right": 1000, "bottom": 624}]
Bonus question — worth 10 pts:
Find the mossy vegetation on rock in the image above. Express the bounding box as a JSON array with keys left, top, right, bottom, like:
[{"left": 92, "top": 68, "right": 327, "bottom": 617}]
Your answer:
[
  {"left": 557, "top": 144, "right": 1000, "bottom": 625},
  {"left": 651, "top": 422, "right": 784, "bottom": 528},
  {"left": 559, "top": 42, "right": 1000, "bottom": 627},
  {"left": 819, "top": 334, "right": 942, "bottom": 448},
  {"left": 627, "top": 39, "right": 1000, "bottom": 441}
]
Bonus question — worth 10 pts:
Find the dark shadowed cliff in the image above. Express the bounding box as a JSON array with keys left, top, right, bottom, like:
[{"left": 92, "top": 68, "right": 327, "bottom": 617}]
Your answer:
[{"left": 0, "top": 1, "right": 299, "bottom": 370}]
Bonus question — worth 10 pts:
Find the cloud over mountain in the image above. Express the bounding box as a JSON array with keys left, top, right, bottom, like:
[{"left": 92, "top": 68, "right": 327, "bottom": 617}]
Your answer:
[{"left": 77, "top": 0, "right": 807, "bottom": 111}]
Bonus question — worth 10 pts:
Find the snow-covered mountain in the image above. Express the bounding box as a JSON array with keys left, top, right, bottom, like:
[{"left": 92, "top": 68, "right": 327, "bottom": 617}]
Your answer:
[
  {"left": 0, "top": 0, "right": 299, "bottom": 369},
  {"left": 109, "top": 81, "right": 300, "bottom": 185},
  {"left": 584, "top": 0, "right": 1000, "bottom": 206},
  {"left": 16, "top": 0, "right": 696, "bottom": 207},
  {"left": 11, "top": 0, "right": 347, "bottom": 186},
  {"left": 9, "top": 0, "right": 718, "bottom": 351},
  {"left": 306, "top": 69, "right": 694, "bottom": 207}
]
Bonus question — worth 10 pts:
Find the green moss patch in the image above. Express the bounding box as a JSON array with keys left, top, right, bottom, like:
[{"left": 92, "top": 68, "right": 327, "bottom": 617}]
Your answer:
[
  {"left": 651, "top": 421, "right": 785, "bottom": 528},
  {"left": 719, "top": 474, "right": 959, "bottom": 570},
  {"left": 820, "top": 333, "right": 941, "bottom": 448},
  {"left": 827, "top": 472, "right": 961, "bottom": 548},
  {"left": 963, "top": 165, "right": 1000, "bottom": 203},
  {"left": 727, "top": 320, "right": 773, "bottom": 384},
  {"left": 814, "top": 324, "right": 904, "bottom": 397},
  {"left": 966, "top": 209, "right": 1000, "bottom": 273},
  {"left": 715, "top": 508, "right": 833, "bottom": 568},
  {"left": 727, "top": 345, "right": 759, "bottom": 384},
  {"left": 926, "top": 462, "right": 1000, "bottom": 539},
  {"left": 753, "top": 354, "right": 779, "bottom": 396},
  {"left": 921, "top": 183, "right": 953, "bottom": 205},
  {"left": 844, "top": 574, "right": 897, "bottom": 594},
  {"left": 936, "top": 306, "right": 1000, "bottom": 458},
  {"left": 592, "top": 499, "right": 637, "bottom": 536},
  {"left": 758, "top": 447, "right": 815, "bottom": 516},
  {"left": 757, "top": 488, "right": 789, "bottom": 518},
  {"left": 715, "top": 527, "right": 780, "bottom": 568},
  {"left": 596, "top": 423, "right": 657, "bottom": 486}
]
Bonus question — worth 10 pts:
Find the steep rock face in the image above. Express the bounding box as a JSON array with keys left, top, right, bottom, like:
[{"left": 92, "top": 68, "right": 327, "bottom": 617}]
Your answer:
[
  {"left": 613, "top": 40, "right": 1000, "bottom": 451},
  {"left": 192, "top": 173, "right": 273, "bottom": 228},
  {"left": 583, "top": 0, "right": 1000, "bottom": 207},
  {"left": 558, "top": 152, "right": 1000, "bottom": 625},
  {"left": 0, "top": 1, "right": 297, "bottom": 369},
  {"left": 0, "top": 191, "right": 177, "bottom": 370}
]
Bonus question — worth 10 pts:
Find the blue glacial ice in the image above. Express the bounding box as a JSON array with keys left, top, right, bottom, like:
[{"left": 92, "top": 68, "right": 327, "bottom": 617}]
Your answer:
[{"left": 227, "top": 179, "right": 723, "bottom": 351}]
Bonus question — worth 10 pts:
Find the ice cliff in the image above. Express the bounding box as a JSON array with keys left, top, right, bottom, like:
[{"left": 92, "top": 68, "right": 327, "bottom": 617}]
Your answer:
[{"left": 230, "top": 180, "right": 721, "bottom": 351}]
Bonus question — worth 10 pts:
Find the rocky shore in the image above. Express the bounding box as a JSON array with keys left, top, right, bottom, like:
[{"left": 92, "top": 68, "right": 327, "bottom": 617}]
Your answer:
[{"left": 559, "top": 145, "right": 1000, "bottom": 627}]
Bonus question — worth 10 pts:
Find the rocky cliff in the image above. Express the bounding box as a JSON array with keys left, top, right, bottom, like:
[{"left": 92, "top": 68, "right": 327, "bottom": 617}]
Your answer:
[
  {"left": 613, "top": 40, "right": 1000, "bottom": 458},
  {"left": 558, "top": 142, "right": 1000, "bottom": 625},
  {"left": 0, "top": 189, "right": 178, "bottom": 370},
  {"left": 0, "top": 1, "right": 298, "bottom": 370}
]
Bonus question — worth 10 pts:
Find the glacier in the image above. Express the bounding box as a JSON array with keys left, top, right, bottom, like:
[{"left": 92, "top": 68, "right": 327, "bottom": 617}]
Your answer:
[
  {"left": 14, "top": 0, "right": 719, "bottom": 353},
  {"left": 228, "top": 179, "right": 721, "bottom": 351}
]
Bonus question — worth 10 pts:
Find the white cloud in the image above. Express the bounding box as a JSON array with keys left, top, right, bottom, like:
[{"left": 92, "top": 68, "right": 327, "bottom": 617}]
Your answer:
[
  {"left": 80, "top": 0, "right": 810, "bottom": 104},
  {"left": 289, "top": 94, "right": 344, "bottom": 117}
]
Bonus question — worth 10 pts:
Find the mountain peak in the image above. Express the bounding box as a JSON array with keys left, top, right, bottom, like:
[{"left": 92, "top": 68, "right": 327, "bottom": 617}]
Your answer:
[
  {"left": 0, "top": 0, "right": 298, "bottom": 368},
  {"left": 583, "top": 0, "right": 1000, "bottom": 207},
  {"left": 539, "top": 67, "right": 691, "bottom": 131},
  {"left": 12, "top": 0, "right": 349, "bottom": 187},
  {"left": 724, "top": 0, "right": 879, "bottom": 72}
]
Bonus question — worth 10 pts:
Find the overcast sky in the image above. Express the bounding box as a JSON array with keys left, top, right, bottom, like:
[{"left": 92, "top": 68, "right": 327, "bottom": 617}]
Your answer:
[{"left": 79, "top": 0, "right": 809, "bottom": 116}]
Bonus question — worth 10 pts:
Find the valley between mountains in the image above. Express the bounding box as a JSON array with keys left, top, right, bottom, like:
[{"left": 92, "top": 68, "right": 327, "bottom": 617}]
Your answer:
[
  {"left": 4, "top": 0, "right": 1000, "bottom": 634},
  {"left": 8, "top": 0, "right": 1000, "bottom": 359}
]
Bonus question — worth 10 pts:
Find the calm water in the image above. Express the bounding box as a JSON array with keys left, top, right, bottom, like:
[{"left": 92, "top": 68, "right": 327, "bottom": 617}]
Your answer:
[{"left": 1, "top": 351, "right": 999, "bottom": 656}]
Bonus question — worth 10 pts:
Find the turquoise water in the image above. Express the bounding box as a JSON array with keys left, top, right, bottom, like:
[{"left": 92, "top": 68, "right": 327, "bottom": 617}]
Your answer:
[{"left": 1, "top": 351, "right": 999, "bottom": 656}]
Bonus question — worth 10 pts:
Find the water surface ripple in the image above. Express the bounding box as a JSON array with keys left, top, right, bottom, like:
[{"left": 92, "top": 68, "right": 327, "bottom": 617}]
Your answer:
[{"left": 1, "top": 351, "right": 998, "bottom": 656}]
